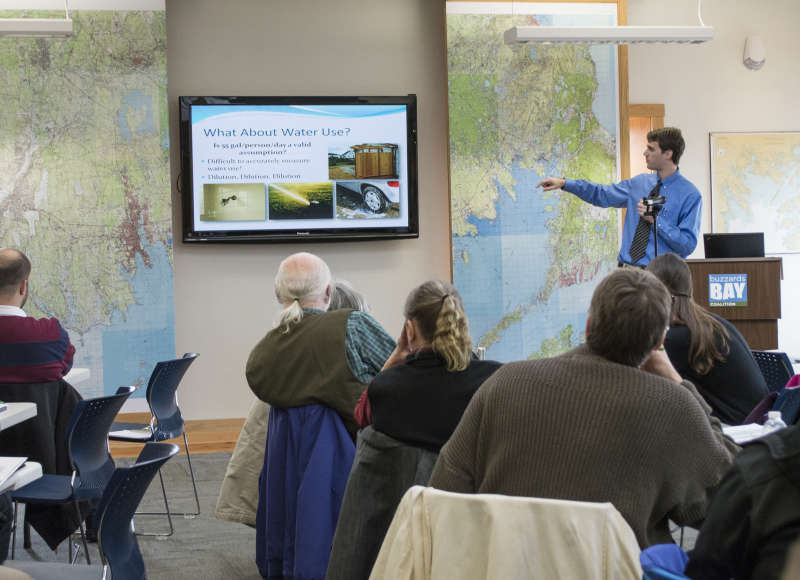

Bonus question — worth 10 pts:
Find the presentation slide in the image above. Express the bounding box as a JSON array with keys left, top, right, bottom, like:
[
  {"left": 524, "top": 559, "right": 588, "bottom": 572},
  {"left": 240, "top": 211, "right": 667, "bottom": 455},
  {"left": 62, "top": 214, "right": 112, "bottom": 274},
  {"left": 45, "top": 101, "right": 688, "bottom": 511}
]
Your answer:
[{"left": 189, "top": 105, "right": 410, "bottom": 232}]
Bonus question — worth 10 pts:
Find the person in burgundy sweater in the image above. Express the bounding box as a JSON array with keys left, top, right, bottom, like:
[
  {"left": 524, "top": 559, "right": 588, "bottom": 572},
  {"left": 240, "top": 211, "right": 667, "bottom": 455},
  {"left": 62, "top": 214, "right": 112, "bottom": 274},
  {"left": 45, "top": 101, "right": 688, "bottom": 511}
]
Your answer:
[{"left": 0, "top": 248, "right": 75, "bottom": 383}]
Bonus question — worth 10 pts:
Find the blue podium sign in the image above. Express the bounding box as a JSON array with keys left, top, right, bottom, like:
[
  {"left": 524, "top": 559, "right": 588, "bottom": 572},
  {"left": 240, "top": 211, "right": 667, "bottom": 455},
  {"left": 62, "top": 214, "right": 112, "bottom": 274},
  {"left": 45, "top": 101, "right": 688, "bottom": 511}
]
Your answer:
[{"left": 708, "top": 273, "right": 748, "bottom": 307}]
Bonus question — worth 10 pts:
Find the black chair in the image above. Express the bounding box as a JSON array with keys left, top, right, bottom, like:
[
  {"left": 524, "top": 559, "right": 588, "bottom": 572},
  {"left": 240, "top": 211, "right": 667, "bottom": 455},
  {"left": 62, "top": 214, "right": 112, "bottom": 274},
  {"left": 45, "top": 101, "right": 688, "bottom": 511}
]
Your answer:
[
  {"left": 4, "top": 442, "right": 180, "bottom": 580},
  {"left": 751, "top": 350, "right": 795, "bottom": 393},
  {"left": 9, "top": 386, "right": 135, "bottom": 564},
  {"left": 108, "top": 353, "right": 199, "bottom": 536}
]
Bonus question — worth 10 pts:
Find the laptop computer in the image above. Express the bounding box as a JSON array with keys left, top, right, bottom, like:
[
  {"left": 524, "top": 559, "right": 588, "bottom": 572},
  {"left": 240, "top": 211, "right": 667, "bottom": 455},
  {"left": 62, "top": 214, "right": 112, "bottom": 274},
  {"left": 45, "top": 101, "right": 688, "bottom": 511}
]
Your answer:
[{"left": 703, "top": 232, "right": 765, "bottom": 258}]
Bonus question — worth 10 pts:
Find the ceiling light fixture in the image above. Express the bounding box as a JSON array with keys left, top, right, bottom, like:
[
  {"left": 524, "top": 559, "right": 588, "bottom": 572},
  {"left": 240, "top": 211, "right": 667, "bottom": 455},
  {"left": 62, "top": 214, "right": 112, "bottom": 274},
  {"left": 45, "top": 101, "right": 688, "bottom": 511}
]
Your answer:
[
  {"left": 504, "top": 0, "right": 712, "bottom": 45},
  {"left": 0, "top": 0, "right": 73, "bottom": 37}
]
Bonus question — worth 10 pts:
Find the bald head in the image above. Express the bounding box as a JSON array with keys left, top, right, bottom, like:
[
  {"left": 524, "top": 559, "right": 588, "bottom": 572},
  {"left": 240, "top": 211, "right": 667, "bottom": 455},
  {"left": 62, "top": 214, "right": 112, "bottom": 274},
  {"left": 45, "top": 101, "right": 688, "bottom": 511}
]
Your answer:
[
  {"left": 274, "top": 252, "right": 332, "bottom": 310},
  {"left": 0, "top": 248, "right": 31, "bottom": 306}
]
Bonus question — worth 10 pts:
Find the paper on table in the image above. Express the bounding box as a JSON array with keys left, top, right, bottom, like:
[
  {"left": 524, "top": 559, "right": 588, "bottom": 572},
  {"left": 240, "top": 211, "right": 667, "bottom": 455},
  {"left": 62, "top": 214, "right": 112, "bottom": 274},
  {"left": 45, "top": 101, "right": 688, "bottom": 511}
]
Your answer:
[
  {"left": 108, "top": 427, "right": 153, "bottom": 440},
  {"left": 723, "top": 423, "right": 766, "bottom": 444},
  {"left": 0, "top": 456, "right": 28, "bottom": 488}
]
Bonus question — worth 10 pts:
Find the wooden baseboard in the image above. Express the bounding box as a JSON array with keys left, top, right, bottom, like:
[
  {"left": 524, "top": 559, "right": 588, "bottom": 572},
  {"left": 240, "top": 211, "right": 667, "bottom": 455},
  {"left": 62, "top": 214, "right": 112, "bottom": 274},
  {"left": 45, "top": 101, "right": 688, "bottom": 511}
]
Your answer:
[{"left": 110, "top": 413, "right": 245, "bottom": 458}]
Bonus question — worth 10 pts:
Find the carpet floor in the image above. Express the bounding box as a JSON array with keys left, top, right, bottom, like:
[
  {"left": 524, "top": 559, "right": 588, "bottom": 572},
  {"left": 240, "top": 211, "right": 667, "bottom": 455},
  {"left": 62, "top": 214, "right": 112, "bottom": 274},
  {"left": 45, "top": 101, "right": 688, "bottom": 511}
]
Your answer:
[{"left": 9, "top": 451, "right": 262, "bottom": 580}]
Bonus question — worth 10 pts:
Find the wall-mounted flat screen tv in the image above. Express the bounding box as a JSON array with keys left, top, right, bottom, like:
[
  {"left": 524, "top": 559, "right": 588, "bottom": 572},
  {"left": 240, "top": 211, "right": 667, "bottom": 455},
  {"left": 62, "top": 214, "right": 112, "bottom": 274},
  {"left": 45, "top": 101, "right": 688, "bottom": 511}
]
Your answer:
[{"left": 179, "top": 95, "right": 418, "bottom": 242}]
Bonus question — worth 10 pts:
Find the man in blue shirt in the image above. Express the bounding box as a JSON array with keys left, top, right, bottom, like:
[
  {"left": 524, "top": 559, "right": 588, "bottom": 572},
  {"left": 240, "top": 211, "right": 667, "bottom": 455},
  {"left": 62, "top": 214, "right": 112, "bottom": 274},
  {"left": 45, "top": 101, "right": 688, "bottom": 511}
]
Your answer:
[{"left": 538, "top": 127, "right": 702, "bottom": 267}]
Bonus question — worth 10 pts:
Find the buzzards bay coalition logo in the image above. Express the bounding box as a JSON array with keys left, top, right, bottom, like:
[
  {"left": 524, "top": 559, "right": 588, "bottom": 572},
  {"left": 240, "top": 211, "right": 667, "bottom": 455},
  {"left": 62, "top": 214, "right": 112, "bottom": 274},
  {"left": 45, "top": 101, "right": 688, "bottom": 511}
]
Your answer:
[{"left": 708, "top": 274, "right": 748, "bottom": 307}]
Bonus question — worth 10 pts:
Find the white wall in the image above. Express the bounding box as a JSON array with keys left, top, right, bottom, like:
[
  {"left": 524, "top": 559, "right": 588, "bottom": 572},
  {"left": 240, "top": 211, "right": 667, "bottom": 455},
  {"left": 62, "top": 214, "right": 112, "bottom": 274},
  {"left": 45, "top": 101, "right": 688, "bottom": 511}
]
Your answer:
[
  {"left": 166, "top": 0, "right": 451, "bottom": 418},
  {"left": 628, "top": 0, "right": 800, "bottom": 356}
]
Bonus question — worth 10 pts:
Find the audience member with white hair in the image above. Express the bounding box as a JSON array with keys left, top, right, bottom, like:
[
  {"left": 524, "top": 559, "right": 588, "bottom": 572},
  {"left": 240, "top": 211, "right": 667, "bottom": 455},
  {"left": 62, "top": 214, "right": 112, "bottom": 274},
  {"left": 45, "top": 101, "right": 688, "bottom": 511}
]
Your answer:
[
  {"left": 245, "top": 252, "right": 394, "bottom": 435},
  {"left": 216, "top": 269, "right": 378, "bottom": 526}
]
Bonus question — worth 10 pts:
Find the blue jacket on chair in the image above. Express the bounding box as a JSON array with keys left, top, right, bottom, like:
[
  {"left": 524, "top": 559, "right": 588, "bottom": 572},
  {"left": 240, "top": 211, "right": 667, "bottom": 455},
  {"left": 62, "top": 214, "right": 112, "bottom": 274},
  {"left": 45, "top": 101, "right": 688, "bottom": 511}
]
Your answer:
[{"left": 256, "top": 405, "right": 356, "bottom": 580}]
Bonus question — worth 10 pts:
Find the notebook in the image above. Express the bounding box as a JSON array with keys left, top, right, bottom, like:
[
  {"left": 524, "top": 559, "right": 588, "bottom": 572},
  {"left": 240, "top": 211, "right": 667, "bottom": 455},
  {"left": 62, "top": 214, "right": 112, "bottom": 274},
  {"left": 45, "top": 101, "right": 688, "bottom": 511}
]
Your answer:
[
  {"left": 0, "top": 456, "right": 28, "bottom": 489},
  {"left": 108, "top": 426, "right": 153, "bottom": 440}
]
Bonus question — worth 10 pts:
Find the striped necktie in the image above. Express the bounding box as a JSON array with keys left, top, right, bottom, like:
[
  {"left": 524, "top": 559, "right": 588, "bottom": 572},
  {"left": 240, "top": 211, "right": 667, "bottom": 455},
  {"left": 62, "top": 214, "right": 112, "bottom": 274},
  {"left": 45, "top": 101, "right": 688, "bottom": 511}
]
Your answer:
[{"left": 628, "top": 180, "right": 662, "bottom": 263}]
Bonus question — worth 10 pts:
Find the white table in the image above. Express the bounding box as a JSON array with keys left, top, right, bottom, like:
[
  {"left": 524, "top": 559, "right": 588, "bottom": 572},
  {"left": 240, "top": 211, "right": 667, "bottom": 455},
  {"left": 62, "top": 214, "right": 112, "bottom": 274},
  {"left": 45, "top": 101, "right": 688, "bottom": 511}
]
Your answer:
[
  {"left": 0, "top": 401, "right": 42, "bottom": 493},
  {"left": 0, "top": 402, "right": 37, "bottom": 431},
  {"left": 0, "top": 462, "right": 42, "bottom": 493},
  {"left": 64, "top": 367, "right": 90, "bottom": 385}
]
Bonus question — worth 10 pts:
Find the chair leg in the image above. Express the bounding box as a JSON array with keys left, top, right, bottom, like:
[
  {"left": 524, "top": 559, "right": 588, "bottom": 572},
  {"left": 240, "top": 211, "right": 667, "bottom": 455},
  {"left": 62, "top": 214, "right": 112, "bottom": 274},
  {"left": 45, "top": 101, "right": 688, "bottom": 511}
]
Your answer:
[
  {"left": 183, "top": 432, "right": 201, "bottom": 517},
  {"left": 72, "top": 499, "right": 91, "bottom": 565},
  {"left": 159, "top": 468, "right": 175, "bottom": 535},
  {"left": 135, "top": 432, "right": 200, "bottom": 518},
  {"left": 11, "top": 502, "right": 18, "bottom": 559},
  {"left": 23, "top": 516, "right": 30, "bottom": 549},
  {"left": 132, "top": 467, "right": 174, "bottom": 537}
]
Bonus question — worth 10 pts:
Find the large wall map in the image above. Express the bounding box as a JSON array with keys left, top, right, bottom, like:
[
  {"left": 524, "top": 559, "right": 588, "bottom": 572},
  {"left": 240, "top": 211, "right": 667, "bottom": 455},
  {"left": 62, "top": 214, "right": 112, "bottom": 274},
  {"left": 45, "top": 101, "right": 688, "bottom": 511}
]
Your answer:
[
  {"left": 711, "top": 132, "right": 800, "bottom": 253},
  {"left": 447, "top": 2, "right": 620, "bottom": 361},
  {"left": 0, "top": 10, "right": 174, "bottom": 397}
]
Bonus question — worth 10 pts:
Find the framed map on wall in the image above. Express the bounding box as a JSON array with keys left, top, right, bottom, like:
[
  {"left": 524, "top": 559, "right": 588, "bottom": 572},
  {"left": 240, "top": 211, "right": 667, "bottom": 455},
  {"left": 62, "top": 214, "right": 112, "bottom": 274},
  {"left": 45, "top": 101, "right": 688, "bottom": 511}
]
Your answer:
[{"left": 710, "top": 131, "right": 800, "bottom": 254}]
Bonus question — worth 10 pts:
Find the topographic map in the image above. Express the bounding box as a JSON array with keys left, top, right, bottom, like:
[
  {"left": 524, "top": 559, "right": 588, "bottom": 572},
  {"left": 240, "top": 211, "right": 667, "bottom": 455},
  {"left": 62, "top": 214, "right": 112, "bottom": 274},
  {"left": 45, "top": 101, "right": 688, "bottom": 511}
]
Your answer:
[
  {"left": 711, "top": 132, "right": 800, "bottom": 253},
  {"left": 0, "top": 10, "right": 174, "bottom": 397},
  {"left": 447, "top": 3, "right": 620, "bottom": 361}
]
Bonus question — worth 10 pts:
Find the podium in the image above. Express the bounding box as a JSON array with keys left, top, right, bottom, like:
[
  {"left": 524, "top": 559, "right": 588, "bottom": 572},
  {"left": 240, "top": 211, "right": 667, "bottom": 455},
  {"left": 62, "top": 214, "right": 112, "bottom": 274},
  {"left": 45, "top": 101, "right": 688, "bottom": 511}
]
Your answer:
[{"left": 686, "top": 257, "right": 782, "bottom": 350}]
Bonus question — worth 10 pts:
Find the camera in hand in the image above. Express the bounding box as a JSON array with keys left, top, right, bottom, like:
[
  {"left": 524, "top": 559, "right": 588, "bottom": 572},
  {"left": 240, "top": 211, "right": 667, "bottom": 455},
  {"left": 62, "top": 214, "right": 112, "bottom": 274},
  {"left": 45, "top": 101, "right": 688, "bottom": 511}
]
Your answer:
[{"left": 642, "top": 195, "right": 666, "bottom": 216}]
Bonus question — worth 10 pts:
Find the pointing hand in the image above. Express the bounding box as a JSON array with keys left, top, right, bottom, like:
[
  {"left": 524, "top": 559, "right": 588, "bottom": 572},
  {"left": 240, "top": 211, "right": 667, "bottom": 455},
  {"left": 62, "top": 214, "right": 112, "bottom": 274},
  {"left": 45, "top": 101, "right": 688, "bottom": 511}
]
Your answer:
[{"left": 537, "top": 177, "right": 566, "bottom": 191}]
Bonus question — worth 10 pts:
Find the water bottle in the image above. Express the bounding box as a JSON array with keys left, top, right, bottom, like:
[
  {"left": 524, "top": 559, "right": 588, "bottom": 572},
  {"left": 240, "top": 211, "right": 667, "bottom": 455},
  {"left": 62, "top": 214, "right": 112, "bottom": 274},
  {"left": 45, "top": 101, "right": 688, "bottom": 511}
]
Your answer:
[{"left": 762, "top": 411, "right": 787, "bottom": 435}]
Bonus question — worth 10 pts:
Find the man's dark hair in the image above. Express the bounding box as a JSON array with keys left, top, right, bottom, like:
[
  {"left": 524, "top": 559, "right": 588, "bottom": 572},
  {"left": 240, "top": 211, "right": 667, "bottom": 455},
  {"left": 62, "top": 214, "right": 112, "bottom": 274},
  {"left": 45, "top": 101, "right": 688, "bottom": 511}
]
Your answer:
[
  {"left": 586, "top": 269, "right": 671, "bottom": 367},
  {"left": 647, "top": 126, "right": 685, "bottom": 166},
  {"left": 0, "top": 248, "right": 31, "bottom": 296}
]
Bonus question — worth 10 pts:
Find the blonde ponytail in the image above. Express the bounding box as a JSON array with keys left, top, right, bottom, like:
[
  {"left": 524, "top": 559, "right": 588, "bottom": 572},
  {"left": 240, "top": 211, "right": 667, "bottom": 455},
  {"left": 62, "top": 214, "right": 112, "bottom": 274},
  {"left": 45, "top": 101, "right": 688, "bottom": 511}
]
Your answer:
[
  {"left": 404, "top": 281, "right": 472, "bottom": 372},
  {"left": 432, "top": 294, "right": 472, "bottom": 371}
]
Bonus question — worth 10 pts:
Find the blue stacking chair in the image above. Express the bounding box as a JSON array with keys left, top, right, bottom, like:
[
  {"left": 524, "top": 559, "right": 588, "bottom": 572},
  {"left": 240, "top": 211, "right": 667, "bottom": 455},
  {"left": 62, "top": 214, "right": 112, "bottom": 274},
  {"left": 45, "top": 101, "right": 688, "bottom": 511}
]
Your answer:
[
  {"left": 108, "top": 353, "right": 200, "bottom": 536},
  {"left": 751, "top": 350, "right": 794, "bottom": 393},
  {"left": 9, "top": 386, "right": 136, "bottom": 564},
  {"left": 5, "top": 443, "right": 180, "bottom": 580}
]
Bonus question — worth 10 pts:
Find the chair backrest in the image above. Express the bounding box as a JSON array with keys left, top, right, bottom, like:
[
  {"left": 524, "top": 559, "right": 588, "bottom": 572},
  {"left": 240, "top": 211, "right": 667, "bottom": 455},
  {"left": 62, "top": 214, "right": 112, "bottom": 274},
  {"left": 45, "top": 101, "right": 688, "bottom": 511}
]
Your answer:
[
  {"left": 371, "top": 487, "right": 643, "bottom": 580},
  {"left": 258, "top": 405, "right": 355, "bottom": 580},
  {"left": 97, "top": 442, "right": 180, "bottom": 580},
  {"left": 67, "top": 385, "right": 135, "bottom": 495},
  {"left": 751, "top": 350, "right": 794, "bottom": 393},
  {"left": 146, "top": 353, "right": 198, "bottom": 440},
  {"left": 327, "top": 426, "right": 439, "bottom": 580}
]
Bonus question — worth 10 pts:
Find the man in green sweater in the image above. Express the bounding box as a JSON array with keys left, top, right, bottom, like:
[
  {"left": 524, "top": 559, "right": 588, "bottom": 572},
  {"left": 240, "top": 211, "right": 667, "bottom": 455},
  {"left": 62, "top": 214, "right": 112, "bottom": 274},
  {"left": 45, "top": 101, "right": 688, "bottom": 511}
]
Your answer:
[{"left": 429, "top": 268, "right": 739, "bottom": 548}]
